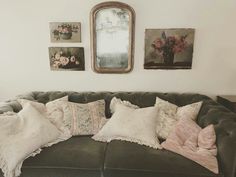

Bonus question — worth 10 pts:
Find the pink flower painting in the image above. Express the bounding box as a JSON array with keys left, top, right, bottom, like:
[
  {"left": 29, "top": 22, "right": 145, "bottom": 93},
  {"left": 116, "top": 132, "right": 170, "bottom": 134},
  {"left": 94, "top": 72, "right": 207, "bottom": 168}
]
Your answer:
[
  {"left": 48, "top": 47, "right": 84, "bottom": 71},
  {"left": 144, "top": 29, "right": 195, "bottom": 69},
  {"left": 50, "top": 22, "right": 81, "bottom": 43}
]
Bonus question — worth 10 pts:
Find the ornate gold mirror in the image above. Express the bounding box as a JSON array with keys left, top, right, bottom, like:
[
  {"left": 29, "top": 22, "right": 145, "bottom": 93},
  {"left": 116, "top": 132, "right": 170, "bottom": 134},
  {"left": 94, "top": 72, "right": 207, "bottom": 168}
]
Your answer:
[{"left": 90, "top": 1, "right": 135, "bottom": 73}]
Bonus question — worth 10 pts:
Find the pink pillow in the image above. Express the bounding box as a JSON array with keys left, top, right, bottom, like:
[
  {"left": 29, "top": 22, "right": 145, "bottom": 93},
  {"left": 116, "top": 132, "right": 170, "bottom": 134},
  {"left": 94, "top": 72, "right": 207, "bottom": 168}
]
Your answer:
[{"left": 161, "top": 117, "right": 218, "bottom": 174}]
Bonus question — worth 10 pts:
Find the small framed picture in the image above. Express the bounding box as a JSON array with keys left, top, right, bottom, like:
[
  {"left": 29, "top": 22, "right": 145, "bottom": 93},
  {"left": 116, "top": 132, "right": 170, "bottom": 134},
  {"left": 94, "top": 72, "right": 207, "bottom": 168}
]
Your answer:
[
  {"left": 144, "top": 28, "right": 195, "bottom": 69},
  {"left": 49, "top": 22, "right": 81, "bottom": 43},
  {"left": 48, "top": 47, "right": 85, "bottom": 71}
]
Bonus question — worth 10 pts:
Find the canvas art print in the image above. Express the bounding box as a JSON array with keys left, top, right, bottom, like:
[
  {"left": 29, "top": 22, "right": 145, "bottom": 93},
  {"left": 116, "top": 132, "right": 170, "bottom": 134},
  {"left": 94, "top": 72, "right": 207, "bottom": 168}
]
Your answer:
[
  {"left": 50, "top": 22, "right": 81, "bottom": 43},
  {"left": 48, "top": 47, "right": 85, "bottom": 71},
  {"left": 144, "top": 29, "right": 195, "bottom": 69}
]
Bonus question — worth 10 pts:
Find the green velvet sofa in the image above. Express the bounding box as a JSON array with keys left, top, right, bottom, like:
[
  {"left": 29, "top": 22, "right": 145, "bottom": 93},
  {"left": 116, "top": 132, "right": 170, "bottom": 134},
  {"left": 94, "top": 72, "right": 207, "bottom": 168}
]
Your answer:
[{"left": 0, "top": 91, "right": 235, "bottom": 177}]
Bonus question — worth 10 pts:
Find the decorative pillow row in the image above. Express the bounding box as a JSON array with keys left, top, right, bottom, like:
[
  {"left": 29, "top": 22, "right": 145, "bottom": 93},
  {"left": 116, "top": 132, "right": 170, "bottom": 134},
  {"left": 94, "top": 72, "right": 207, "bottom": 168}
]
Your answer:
[
  {"left": 18, "top": 96, "right": 202, "bottom": 142},
  {"left": 99, "top": 97, "right": 202, "bottom": 142},
  {"left": 18, "top": 97, "right": 107, "bottom": 138}
]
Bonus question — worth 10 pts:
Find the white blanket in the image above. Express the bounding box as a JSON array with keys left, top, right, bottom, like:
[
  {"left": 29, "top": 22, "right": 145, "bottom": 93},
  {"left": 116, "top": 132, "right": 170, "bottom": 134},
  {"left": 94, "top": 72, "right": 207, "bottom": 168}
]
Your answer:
[{"left": 0, "top": 103, "right": 66, "bottom": 177}]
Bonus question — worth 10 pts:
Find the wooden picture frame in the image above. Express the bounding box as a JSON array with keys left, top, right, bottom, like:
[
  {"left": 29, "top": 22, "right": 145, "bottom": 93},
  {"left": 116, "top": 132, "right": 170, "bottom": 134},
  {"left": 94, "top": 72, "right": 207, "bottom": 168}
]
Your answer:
[{"left": 90, "top": 1, "right": 135, "bottom": 73}]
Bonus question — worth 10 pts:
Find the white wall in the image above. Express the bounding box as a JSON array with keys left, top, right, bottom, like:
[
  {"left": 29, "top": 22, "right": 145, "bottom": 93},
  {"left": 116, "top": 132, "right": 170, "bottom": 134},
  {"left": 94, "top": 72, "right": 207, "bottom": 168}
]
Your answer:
[{"left": 0, "top": 0, "right": 236, "bottom": 101}]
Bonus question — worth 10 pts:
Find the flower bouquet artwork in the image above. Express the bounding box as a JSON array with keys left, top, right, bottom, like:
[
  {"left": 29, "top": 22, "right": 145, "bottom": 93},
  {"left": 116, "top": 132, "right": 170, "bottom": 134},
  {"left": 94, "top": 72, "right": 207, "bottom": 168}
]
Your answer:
[
  {"left": 49, "top": 22, "right": 81, "bottom": 43},
  {"left": 144, "top": 29, "right": 195, "bottom": 69},
  {"left": 48, "top": 47, "right": 84, "bottom": 71}
]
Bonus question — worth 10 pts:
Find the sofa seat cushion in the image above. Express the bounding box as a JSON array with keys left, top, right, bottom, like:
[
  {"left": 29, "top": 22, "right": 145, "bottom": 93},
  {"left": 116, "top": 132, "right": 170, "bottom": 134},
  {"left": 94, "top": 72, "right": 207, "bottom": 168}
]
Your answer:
[
  {"left": 18, "top": 136, "right": 106, "bottom": 177},
  {"left": 104, "top": 140, "right": 223, "bottom": 177}
]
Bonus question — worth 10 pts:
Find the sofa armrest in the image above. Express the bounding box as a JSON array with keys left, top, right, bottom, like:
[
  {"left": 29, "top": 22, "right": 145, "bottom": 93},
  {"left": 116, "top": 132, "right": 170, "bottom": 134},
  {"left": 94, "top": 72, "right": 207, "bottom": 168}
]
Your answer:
[
  {"left": 0, "top": 100, "right": 22, "bottom": 114},
  {"left": 0, "top": 91, "right": 68, "bottom": 114},
  {"left": 198, "top": 100, "right": 236, "bottom": 177}
]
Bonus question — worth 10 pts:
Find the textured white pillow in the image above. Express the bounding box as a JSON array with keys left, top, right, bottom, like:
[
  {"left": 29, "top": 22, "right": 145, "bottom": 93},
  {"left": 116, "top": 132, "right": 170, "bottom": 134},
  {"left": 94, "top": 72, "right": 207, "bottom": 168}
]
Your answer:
[
  {"left": 18, "top": 96, "right": 71, "bottom": 139},
  {"left": 93, "top": 104, "right": 162, "bottom": 149},
  {"left": 45, "top": 96, "right": 71, "bottom": 136},
  {"left": 110, "top": 97, "right": 139, "bottom": 113},
  {"left": 0, "top": 103, "right": 61, "bottom": 177},
  {"left": 155, "top": 97, "right": 202, "bottom": 140},
  {"left": 17, "top": 96, "right": 68, "bottom": 116}
]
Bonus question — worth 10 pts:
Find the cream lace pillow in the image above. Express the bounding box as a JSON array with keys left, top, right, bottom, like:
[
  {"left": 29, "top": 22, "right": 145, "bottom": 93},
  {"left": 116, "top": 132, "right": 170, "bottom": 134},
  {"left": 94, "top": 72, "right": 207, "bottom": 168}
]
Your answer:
[
  {"left": 60, "top": 100, "right": 107, "bottom": 136},
  {"left": 155, "top": 97, "right": 202, "bottom": 139},
  {"left": 45, "top": 96, "right": 71, "bottom": 136},
  {"left": 93, "top": 104, "right": 162, "bottom": 149}
]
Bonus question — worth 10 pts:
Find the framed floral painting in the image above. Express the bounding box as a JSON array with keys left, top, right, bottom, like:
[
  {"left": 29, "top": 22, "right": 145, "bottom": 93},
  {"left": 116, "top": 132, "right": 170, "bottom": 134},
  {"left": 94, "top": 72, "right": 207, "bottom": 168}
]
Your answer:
[
  {"left": 144, "top": 28, "right": 195, "bottom": 69},
  {"left": 49, "top": 22, "right": 81, "bottom": 43},
  {"left": 48, "top": 47, "right": 85, "bottom": 71}
]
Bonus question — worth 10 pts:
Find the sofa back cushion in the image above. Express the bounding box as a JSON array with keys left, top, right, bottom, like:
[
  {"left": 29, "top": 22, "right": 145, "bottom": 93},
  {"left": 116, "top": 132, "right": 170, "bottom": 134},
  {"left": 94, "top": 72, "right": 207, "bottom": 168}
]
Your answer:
[{"left": 15, "top": 92, "right": 210, "bottom": 118}]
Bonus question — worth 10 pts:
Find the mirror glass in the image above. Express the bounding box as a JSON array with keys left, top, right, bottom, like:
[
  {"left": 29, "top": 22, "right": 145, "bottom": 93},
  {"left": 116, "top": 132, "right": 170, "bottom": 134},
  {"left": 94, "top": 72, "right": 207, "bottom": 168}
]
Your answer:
[
  {"left": 91, "top": 2, "right": 135, "bottom": 73},
  {"left": 96, "top": 8, "right": 129, "bottom": 69}
]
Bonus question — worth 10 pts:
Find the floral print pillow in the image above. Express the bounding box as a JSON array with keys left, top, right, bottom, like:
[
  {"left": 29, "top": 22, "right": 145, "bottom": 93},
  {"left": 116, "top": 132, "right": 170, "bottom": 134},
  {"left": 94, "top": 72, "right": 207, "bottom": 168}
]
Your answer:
[
  {"left": 155, "top": 97, "right": 202, "bottom": 140},
  {"left": 60, "top": 100, "right": 107, "bottom": 136}
]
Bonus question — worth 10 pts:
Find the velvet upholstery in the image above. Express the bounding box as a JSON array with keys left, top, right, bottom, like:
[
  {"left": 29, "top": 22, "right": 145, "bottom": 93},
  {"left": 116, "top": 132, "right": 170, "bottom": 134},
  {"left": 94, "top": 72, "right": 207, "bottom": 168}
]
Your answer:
[
  {"left": 1, "top": 136, "right": 106, "bottom": 177},
  {"left": 104, "top": 140, "right": 222, "bottom": 177},
  {"left": 0, "top": 91, "right": 235, "bottom": 177}
]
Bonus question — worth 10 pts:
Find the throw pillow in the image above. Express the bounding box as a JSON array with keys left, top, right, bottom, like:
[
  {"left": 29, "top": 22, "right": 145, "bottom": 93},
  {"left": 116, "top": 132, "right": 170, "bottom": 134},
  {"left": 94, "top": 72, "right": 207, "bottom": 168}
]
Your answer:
[
  {"left": 110, "top": 97, "right": 139, "bottom": 114},
  {"left": 45, "top": 96, "right": 70, "bottom": 136},
  {"left": 93, "top": 104, "right": 162, "bottom": 149},
  {"left": 0, "top": 103, "right": 61, "bottom": 177},
  {"left": 18, "top": 97, "right": 107, "bottom": 136},
  {"left": 18, "top": 96, "right": 71, "bottom": 139},
  {"left": 17, "top": 96, "right": 68, "bottom": 116},
  {"left": 155, "top": 97, "right": 202, "bottom": 139},
  {"left": 60, "top": 100, "right": 106, "bottom": 136},
  {"left": 161, "top": 117, "right": 218, "bottom": 174}
]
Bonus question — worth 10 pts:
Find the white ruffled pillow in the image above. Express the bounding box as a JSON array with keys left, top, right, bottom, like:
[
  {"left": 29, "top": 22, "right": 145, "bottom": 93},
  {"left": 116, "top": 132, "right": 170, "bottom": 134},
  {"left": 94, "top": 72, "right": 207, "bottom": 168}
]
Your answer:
[
  {"left": 155, "top": 97, "right": 202, "bottom": 139},
  {"left": 110, "top": 97, "right": 139, "bottom": 113},
  {"left": 93, "top": 104, "right": 162, "bottom": 149},
  {"left": 0, "top": 103, "right": 61, "bottom": 177}
]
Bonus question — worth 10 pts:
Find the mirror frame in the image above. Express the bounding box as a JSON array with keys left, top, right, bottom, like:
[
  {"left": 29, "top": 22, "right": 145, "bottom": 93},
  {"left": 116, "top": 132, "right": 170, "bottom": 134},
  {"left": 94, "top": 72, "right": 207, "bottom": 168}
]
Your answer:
[{"left": 90, "top": 1, "right": 135, "bottom": 73}]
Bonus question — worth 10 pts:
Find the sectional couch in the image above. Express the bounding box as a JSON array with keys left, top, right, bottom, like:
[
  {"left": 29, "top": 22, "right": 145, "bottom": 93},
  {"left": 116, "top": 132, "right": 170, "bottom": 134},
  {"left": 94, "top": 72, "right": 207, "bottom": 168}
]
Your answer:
[{"left": 0, "top": 91, "right": 235, "bottom": 177}]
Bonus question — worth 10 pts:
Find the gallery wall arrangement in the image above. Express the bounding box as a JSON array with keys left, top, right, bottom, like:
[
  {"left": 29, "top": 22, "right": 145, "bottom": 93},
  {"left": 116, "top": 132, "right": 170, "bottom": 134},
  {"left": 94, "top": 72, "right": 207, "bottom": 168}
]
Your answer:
[{"left": 47, "top": 1, "right": 195, "bottom": 73}]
